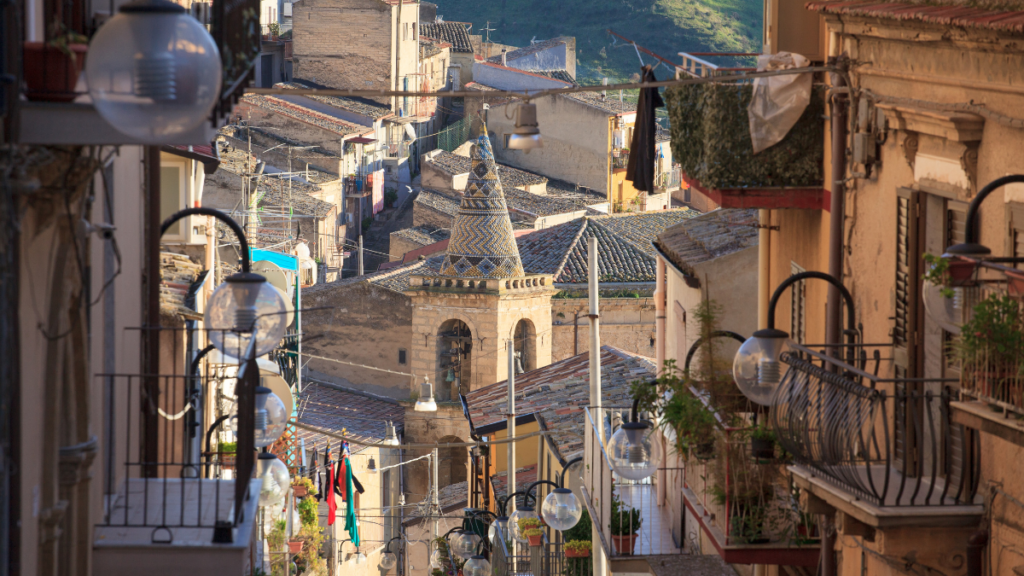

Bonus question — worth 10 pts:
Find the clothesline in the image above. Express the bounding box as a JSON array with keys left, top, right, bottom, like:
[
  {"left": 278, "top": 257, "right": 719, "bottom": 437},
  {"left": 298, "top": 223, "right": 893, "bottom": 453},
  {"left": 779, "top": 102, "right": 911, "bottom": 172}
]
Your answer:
[{"left": 293, "top": 420, "right": 551, "bottom": 449}]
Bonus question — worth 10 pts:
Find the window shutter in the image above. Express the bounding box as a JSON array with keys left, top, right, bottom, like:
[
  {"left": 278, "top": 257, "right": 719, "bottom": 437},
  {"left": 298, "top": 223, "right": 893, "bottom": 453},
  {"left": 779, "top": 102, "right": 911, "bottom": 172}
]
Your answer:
[{"left": 894, "top": 188, "right": 922, "bottom": 470}]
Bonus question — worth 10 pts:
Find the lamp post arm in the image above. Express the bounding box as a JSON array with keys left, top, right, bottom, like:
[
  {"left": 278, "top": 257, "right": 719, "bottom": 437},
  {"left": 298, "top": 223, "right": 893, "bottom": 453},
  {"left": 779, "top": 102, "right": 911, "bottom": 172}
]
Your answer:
[
  {"left": 525, "top": 479, "right": 560, "bottom": 500},
  {"left": 558, "top": 456, "right": 583, "bottom": 488},
  {"left": 965, "top": 175, "right": 1024, "bottom": 247},
  {"left": 384, "top": 536, "right": 402, "bottom": 552},
  {"left": 767, "top": 271, "right": 854, "bottom": 333},
  {"left": 161, "top": 207, "right": 251, "bottom": 272}
]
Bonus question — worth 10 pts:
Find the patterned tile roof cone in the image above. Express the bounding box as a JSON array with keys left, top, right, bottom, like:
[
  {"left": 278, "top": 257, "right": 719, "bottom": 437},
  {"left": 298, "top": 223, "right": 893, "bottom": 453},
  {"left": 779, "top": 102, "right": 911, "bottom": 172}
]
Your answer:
[{"left": 439, "top": 132, "right": 526, "bottom": 279}]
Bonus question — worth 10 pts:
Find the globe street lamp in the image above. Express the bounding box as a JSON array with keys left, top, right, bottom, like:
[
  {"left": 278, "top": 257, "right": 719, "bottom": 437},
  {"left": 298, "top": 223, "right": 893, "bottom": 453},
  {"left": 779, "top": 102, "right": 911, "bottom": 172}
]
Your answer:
[{"left": 733, "top": 271, "right": 855, "bottom": 405}]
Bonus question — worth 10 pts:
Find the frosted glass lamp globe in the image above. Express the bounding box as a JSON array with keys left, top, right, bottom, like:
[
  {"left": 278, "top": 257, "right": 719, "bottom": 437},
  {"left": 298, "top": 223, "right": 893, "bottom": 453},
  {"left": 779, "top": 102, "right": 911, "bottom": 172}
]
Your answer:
[
  {"left": 463, "top": 556, "right": 491, "bottom": 576},
  {"left": 732, "top": 329, "right": 789, "bottom": 406},
  {"left": 541, "top": 488, "right": 582, "bottom": 531},
  {"left": 609, "top": 422, "right": 663, "bottom": 481},
  {"left": 205, "top": 273, "right": 287, "bottom": 358},
  {"left": 254, "top": 386, "right": 288, "bottom": 448},
  {"left": 85, "top": 0, "right": 222, "bottom": 143},
  {"left": 257, "top": 453, "right": 290, "bottom": 508}
]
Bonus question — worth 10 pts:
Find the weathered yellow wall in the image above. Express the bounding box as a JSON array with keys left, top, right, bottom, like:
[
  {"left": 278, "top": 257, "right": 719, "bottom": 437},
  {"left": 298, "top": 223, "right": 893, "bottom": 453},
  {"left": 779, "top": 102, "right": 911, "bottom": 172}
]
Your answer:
[{"left": 491, "top": 420, "right": 540, "bottom": 474}]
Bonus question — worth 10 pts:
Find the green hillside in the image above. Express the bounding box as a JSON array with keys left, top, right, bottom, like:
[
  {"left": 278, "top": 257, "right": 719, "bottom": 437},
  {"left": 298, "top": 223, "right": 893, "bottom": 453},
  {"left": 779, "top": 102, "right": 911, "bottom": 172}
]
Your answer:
[{"left": 432, "top": 0, "right": 763, "bottom": 85}]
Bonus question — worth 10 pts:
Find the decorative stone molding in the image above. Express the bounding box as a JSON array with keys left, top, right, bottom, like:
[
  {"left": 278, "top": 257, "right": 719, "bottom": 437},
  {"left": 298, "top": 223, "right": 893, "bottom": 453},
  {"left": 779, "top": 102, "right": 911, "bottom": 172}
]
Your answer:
[
  {"left": 961, "top": 144, "right": 980, "bottom": 192},
  {"left": 59, "top": 436, "right": 98, "bottom": 487},
  {"left": 38, "top": 500, "right": 69, "bottom": 545},
  {"left": 877, "top": 102, "right": 984, "bottom": 143},
  {"left": 902, "top": 133, "right": 919, "bottom": 169}
]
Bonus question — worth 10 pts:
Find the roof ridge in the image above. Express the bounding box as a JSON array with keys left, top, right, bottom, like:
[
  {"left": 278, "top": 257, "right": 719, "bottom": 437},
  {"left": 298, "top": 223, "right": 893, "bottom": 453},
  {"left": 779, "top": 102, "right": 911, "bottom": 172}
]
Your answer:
[
  {"left": 586, "top": 217, "right": 656, "bottom": 264},
  {"left": 554, "top": 218, "right": 590, "bottom": 281}
]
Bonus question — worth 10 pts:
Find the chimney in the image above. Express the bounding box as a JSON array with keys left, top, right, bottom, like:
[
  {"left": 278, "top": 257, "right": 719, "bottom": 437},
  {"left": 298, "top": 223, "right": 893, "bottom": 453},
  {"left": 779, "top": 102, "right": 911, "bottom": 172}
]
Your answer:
[{"left": 501, "top": 48, "right": 507, "bottom": 66}]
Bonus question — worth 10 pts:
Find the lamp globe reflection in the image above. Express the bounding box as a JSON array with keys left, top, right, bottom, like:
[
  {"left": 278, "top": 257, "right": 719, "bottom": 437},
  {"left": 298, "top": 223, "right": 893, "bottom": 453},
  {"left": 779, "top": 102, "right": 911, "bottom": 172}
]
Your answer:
[
  {"left": 204, "top": 273, "right": 287, "bottom": 358},
  {"left": 254, "top": 386, "right": 288, "bottom": 448},
  {"left": 379, "top": 552, "right": 397, "bottom": 571},
  {"left": 85, "top": 0, "right": 222, "bottom": 142},
  {"left": 508, "top": 506, "right": 538, "bottom": 544},
  {"left": 429, "top": 548, "right": 443, "bottom": 569},
  {"left": 354, "top": 550, "right": 367, "bottom": 565},
  {"left": 464, "top": 556, "right": 491, "bottom": 576},
  {"left": 454, "top": 531, "right": 480, "bottom": 558},
  {"left": 489, "top": 516, "right": 509, "bottom": 545},
  {"left": 257, "top": 453, "right": 290, "bottom": 508},
  {"left": 732, "top": 329, "right": 789, "bottom": 406},
  {"left": 608, "top": 422, "right": 663, "bottom": 481},
  {"left": 541, "top": 488, "right": 582, "bottom": 531}
]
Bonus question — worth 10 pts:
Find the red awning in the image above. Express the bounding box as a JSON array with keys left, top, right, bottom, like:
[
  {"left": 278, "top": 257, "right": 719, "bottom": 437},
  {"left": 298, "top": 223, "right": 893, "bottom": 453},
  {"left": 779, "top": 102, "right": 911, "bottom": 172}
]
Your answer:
[{"left": 348, "top": 137, "right": 376, "bottom": 144}]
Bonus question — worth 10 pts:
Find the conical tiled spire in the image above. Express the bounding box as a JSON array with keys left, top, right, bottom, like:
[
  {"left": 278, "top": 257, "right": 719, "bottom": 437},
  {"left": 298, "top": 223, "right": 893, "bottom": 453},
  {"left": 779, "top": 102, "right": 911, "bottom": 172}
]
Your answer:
[{"left": 439, "top": 133, "right": 525, "bottom": 279}]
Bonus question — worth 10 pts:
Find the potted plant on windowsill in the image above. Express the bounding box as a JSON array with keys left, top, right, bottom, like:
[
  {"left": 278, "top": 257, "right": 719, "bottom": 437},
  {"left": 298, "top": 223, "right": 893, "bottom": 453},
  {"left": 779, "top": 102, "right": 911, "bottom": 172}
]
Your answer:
[
  {"left": 564, "top": 540, "right": 591, "bottom": 558},
  {"left": 609, "top": 494, "right": 642, "bottom": 555},
  {"left": 23, "top": 21, "right": 88, "bottom": 102}
]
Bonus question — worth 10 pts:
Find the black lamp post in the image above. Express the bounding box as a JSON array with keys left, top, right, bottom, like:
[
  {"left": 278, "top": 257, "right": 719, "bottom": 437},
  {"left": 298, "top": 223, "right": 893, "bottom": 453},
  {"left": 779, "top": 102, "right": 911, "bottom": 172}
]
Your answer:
[{"left": 946, "top": 174, "right": 1024, "bottom": 258}]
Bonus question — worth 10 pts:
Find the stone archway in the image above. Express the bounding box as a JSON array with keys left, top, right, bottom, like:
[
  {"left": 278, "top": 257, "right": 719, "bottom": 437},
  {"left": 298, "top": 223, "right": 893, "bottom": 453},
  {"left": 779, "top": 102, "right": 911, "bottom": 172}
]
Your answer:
[
  {"left": 513, "top": 318, "right": 537, "bottom": 374},
  {"left": 437, "top": 319, "right": 472, "bottom": 401},
  {"left": 436, "top": 435, "right": 468, "bottom": 488}
]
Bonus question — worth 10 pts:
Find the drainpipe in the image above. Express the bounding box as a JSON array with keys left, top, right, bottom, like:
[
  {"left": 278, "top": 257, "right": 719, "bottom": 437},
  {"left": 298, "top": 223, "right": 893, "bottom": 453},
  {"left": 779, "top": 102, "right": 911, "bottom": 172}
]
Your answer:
[
  {"left": 655, "top": 258, "right": 666, "bottom": 372},
  {"left": 757, "top": 210, "right": 770, "bottom": 329},
  {"left": 967, "top": 530, "right": 988, "bottom": 576},
  {"left": 825, "top": 51, "right": 849, "bottom": 354}
]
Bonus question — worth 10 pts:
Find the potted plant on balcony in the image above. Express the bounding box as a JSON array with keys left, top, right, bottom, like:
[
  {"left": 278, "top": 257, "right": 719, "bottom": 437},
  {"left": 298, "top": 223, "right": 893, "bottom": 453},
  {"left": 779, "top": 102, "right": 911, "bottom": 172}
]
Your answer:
[
  {"left": 953, "top": 293, "right": 1024, "bottom": 407},
  {"left": 609, "top": 493, "right": 642, "bottom": 555},
  {"left": 524, "top": 527, "right": 544, "bottom": 547},
  {"left": 24, "top": 21, "right": 89, "bottom": 102},
  {"left": 664, "top": 392, "right": 718, "bottom": 460},
  {"left": 291, "top": 476, "right": 317, "bottom": 498},
  {"left": 217, "top": 441, "right": 237, "bottom": 470},
  {"left": 517, "top": 516, "right": 543, "bottom": 545},
  {"left": 749, "top": 425, "right": 776, "bottom": 461},
  {"left": 297, "top": 494, "right": 319, "bottom": 530},
  {"left": 267, "top": 22, "right": 281, "bottom": 40},
  {"left": 564, "top": 540, "right": 591, "bottom": 558}
]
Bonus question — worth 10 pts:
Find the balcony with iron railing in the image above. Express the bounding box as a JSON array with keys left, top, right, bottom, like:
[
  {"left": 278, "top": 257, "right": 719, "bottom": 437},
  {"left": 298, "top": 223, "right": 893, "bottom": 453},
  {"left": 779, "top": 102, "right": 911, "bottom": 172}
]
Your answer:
[
  {"left": 654, "top": 167, "right": 682, "bottom": 193},
  {"left": 8, "top": 0, "right": 259, "bottom": 144},
  {"left": 92, "top": 327, "right": 262, "bottom": 574},
  {"left": 773, "top": 343, "right": 984, "bottom": 529},
  {"left": 665, "top": 52, "right": 827, "bottom": 210},
  {"left": 611, "top": 148, "right": 630, "bottom": 171}
]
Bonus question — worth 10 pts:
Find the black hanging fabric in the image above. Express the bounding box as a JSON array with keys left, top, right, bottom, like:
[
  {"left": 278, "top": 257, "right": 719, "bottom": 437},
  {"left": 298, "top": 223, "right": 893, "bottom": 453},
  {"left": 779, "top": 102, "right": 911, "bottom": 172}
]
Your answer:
[{"left": 625, "top": 64, "right": 664, "bottom": 193}]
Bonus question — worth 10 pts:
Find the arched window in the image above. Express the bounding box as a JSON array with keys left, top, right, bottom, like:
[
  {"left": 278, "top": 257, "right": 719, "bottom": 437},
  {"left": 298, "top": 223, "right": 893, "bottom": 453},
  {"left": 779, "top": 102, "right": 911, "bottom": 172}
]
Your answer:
[
  {"left": 513, "top": 319, "right": 536, "bottom": 374},
  {"left": 436, "top": 435, "right": 468, "bottom": 487},
  {"left": 437, "top": 320, "right": 472, "bottom": 399}
]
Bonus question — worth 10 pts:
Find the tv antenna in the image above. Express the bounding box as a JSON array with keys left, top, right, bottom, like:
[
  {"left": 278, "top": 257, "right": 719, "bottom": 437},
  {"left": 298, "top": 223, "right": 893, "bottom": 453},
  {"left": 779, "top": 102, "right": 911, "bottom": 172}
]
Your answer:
[{"left": 482, "top": 21, "right": 496, "bottom": 43}]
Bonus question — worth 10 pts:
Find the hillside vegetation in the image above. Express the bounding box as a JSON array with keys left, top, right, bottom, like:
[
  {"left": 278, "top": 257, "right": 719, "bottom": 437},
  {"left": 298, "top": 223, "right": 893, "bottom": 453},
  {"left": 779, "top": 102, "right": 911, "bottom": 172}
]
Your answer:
[{"left": 432, "top": 0, "right": 763, "bottom": 84}]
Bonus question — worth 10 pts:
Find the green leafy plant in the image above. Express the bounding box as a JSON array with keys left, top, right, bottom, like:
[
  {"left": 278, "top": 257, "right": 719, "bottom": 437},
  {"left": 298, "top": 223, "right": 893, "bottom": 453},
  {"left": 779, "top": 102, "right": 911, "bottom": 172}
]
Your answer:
[
  {"left": 219, "top": 441, "right": 237, "bottom": 453},
  {"left": 384, "top": 187, "right": 399, "bottom": 208},
  {"left": 297, "top": 495, "right": 319, "bottom": 529},
  {"left": 361, "top": 216, "right": 373, "bottom": 231},
  {"left": 922, "top": 253, "right": 955, "bottom": 298},
  {"left": 267, "top": 519, "right": 287, "bottom": 550},
  {"left": 517, "top": 516, "right": 542, "bottom": 533},
  {"left": 564, "top": 540, "right": 591, "bottom": 553},
  {"left": 562, "top": 508, "right": 591, "bottom": 543},
  {"left": 46, "top": 20, "right": 87, "bottom": 62},
  {"left": 750, "top": 425, "right": 775, "bottom": 442},
  {"left": 295, "top": 525, "right": 324, "bottom": 573},
  {"left": 609, "top": 493, "right": 642, "bottom": 536},
  {"left": 267, "top": 22, "right": 281, "bottom": 37},
  {"left": 664, "top": 391, "right": 718, "bottom": 457},
  {"left": 292, "top": 476, "right": 318, "bottom": 496},
  {"left": 954, "top": 293, "right": 1024, "bottom": 379},
  {"left": 523, "top": 527, "right": 544, "bottom": 537}
]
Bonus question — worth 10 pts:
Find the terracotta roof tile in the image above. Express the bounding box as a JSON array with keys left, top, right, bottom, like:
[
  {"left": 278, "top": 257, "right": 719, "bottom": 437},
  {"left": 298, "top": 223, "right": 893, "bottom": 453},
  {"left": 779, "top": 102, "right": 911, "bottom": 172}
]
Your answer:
[
  {"left": 276, "top": 80, "right": 392, "bottom": 119},
  {"left": 420, "top": 22, "right": 474, "bottom": 53},
  {"left": 295, "top": 380, "right": 405, "bottom": 453},
  {"left": 655, "top": 209, "right": 759, "bottom": 276}
]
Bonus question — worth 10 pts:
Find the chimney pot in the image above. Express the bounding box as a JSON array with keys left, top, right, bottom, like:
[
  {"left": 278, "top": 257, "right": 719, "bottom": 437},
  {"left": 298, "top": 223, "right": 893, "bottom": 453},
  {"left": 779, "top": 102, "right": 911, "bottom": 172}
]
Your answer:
[{"left": 501, "top": 49, "right": 507, "bottom": 66}]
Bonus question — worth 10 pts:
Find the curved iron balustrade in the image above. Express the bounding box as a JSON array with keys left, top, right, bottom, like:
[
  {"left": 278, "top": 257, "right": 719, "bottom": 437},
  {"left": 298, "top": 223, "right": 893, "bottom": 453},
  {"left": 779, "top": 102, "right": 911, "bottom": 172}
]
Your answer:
[{"left": 769, "top": 343, "right": 980, "bottom": 507}]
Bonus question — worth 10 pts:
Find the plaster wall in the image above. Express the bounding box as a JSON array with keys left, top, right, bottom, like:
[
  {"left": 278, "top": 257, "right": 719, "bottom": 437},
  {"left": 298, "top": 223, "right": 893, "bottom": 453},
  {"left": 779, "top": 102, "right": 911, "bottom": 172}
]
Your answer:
[
  {"left": 301, "top": 281, "right": 414, "bottom": 401},
  {"left": 400, "top": 404, "right": 471, "bottom": 500},
  {"left": 487, "top": 97, "right": 611, "bottom": 194},
  {"left": 471, "top": 63, "right": 570, "bottom": 92},
  {"left": 489, "top": 421, "right": 540, "bottom": 474},
  {"left": 550, "top": 298, "right": 656, "bottom": 361}
]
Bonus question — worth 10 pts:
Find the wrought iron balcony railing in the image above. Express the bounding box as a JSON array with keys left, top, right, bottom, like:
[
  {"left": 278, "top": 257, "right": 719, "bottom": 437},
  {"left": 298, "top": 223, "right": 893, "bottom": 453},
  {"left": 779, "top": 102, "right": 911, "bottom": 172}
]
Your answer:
[
  {"left": 611, "top": 149, "right": 629, "bottom": 171},
  {"left": 770, "top": 343, "right": 980, "bottom": 508}
]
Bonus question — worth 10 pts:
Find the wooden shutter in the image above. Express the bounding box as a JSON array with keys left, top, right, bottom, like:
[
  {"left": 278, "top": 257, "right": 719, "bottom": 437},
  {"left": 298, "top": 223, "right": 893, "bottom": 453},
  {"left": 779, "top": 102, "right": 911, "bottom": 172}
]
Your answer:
[{"left": 894, "top": 188, "right": 922, "bottom": 470}]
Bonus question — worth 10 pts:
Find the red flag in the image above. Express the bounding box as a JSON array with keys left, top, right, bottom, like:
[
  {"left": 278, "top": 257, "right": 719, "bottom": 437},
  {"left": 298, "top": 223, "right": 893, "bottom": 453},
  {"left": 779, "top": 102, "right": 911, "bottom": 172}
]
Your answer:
[
  {"left": 327, "top": 461, "right": 337, "bottom": 525},
  {"left": 336, "top": 457, "right": 348, "bottom": 501}
]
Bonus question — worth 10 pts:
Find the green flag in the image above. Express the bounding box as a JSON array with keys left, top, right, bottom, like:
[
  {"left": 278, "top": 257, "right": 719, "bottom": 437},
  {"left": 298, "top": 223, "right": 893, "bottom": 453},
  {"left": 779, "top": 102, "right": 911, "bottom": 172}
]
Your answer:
[{"left": 345, "top": 458, "right": 359, "bottom": 546}]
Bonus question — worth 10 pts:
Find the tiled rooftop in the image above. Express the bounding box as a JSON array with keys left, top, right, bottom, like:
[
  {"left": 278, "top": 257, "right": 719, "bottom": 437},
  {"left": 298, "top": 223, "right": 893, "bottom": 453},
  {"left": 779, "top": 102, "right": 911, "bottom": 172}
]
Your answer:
[
  {"left": 543, "top": 178, "right": 606, "bottom": 206},
  {"left": 463, "top": 82, "right": 516, "bottom": 107},
  {"left": 425, "top": 150, "right": 548, "bottom": 187},
  {"left": 242, "top": 94, "right": 367, "bottom": 135},
  {"left": 468, "top": 347, "right": 655, "bottom": 462},
  {"left": 160, "top": 252, "right": 203, "bottom": 321},
  {"left": 561, "top": 90, "right": 637, "bottom": 115},
  {"left": 438, "top": 481, "right": 468, "bottom": 510},
  {"left": 806, "top": 0, "right": 1024, "bottom": 33},
  {"left": 415, "top": 188, "right": 462, "bottom": 218},
  {"left": 517, "top": 218, "right": 655, "bottom": 283},
  {"left": 215, "top": 141, "right": 334, "bottom": 218},
  {"left": 655, "top": 209, "right": 759, "bottom": 276},
  {"left": 490, "top": 465, "right": 538, "bottom": 507},
  {"left": 420, "top": 37, "right": 450, "bottom": 59},
  {"left": 219, "top": 125, "right": 340, "bottom": 183},
  {"left": 486, "top": 38, "right": 567, "bottom": 64},
  {"left": 420, "top": 22, "right": 474, "bottom": 53},
  {"left": 594, "top": 209, "right": 699, "bottom": 257},
  {"left": 536, "top": 69, "right": 577, "bottom": 85},
  {"left": 391, "top": 225, "right": 451, "bottom": 246},
  {"left": 276, "top": 79, "right": 393, "bottom": 120},
  {"left": 295, "top": 380, "right": 405, "bottom": 453},
  {"left": 504, "top": 188, "right": 595, "bottom": 217}
]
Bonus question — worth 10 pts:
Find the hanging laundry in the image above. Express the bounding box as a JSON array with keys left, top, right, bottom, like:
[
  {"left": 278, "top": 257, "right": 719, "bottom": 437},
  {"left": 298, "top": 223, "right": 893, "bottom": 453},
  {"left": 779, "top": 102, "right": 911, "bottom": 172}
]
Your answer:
[
  {"left": 625, "top": 64, "right": 665, "bottom": 194},
  {"left": 342, "top": 442, "right": 360, "bottom": 546},
  {"left": 326, "top": 447, "right": 337, "bottom": 525},
  {"left": 335, "top": 450, "right": 348, "bottom": 501},
  {"left": 311, "top": 448, "right": 322, "bottom": 501}
]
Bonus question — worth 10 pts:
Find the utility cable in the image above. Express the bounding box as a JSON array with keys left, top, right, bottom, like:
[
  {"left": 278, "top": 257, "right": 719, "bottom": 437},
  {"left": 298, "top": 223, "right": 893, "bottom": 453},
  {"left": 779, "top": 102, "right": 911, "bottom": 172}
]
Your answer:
[{"left": 292, "top": 420, "right": 550, "bottom": 449}]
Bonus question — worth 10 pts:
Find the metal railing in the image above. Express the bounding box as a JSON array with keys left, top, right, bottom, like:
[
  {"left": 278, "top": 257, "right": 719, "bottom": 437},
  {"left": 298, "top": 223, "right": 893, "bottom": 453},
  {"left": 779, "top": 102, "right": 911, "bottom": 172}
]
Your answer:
[
  {"left": 944, "top": 257, "right": 1024, "bottom": 415},
  {"left": 655, "top": 168, "right": 682, "bottom": 192},
  {"left": 96, "top": 327, "right": 259, "bottom": 544},
  {"left": 582, "top": 406, "right": 685, "bottom": 557},
  {"left": 677, "top": 52, "right": 758, "bottom": 79},
  {"left": 770, "top": 343, "right": 980, "bottom": 507},
  {"left": 611, "top": 149, "right": 629, "bottom": 171}
]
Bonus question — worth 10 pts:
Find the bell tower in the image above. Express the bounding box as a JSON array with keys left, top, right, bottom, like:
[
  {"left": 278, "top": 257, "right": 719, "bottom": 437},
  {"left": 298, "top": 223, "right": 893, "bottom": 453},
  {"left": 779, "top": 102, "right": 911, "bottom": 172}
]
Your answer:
[{"left": 406, "top": 132, "right": 554, "bottom": 397}]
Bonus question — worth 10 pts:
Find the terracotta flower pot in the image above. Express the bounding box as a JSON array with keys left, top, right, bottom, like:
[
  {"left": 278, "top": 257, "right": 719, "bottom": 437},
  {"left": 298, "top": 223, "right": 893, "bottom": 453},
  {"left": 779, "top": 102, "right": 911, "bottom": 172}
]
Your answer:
[
  {"left": 611, "top": 534, "right": 637, "bottom": 556},
  {"left": 565, "top": 548, "right": 590, "bottom": 558},
  {"left": 23, "top": 42, "right": 88, "bottom": 102},
  {"left": 292, "top": 485, "right": 308, "bottom": 498},
  {"left": 288, "top": 540, "right": 304, "bottom": 554},
  {"left": 527, "top": 534, "right": 543, "bottom": 547}
]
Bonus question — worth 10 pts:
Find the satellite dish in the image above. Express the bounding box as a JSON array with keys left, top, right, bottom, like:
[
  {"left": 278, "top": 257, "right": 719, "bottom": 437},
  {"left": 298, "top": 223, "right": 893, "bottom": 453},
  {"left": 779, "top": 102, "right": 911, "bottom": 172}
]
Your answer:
[
  {"left": 262, "top": 373, "right": 294, "bottom": 416},
  {"left": 270, "top": 284, "right": 296, "bottom": 327},
  {"left": 208, "top": 349, "right": 282, "bottom": 374},
  {"left": 252, "top": 260, "right": 292, "bottom": 297}
]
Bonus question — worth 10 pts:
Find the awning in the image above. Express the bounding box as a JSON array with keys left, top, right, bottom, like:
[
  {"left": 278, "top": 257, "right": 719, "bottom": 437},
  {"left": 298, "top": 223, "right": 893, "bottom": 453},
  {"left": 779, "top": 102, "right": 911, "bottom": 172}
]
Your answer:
[
  {"left": 249, "top": 248, "right": 300, "bottom": 271},
  {"left": 348, "top": 137, "right": 376, "bottom": 144}
]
